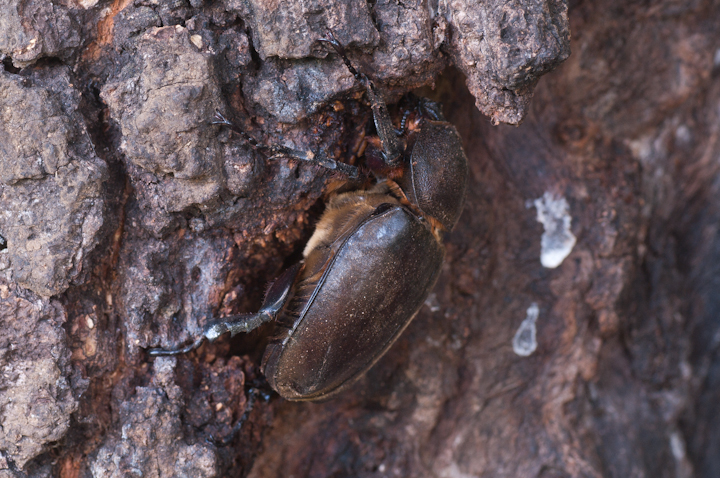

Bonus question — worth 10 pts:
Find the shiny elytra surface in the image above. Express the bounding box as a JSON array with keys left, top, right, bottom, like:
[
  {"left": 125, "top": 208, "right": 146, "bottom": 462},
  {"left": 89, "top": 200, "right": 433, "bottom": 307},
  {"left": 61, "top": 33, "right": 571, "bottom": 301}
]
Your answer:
[{"left": 262, "top": 205, "right": 444, "bottom": 400}]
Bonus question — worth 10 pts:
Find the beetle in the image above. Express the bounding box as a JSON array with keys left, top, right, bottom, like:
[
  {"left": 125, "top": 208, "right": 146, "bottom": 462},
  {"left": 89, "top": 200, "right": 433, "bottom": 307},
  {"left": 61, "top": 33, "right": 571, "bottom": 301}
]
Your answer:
[{"left": 149, "top": 33, "right": 468, "bottom": 401}]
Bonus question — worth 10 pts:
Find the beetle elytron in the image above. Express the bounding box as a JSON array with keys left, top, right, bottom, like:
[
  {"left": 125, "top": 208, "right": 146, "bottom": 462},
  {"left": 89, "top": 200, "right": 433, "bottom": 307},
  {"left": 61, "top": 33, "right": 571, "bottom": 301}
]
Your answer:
[{"left": 150, "top": 33, "right": 468, "bottom": 401}]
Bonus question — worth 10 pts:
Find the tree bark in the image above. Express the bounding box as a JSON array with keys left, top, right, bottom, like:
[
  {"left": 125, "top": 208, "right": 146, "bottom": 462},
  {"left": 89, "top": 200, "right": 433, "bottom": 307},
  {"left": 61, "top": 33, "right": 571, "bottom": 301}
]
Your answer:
[{"left": 0, "top": 0, "right": 718, "bottom": 477}]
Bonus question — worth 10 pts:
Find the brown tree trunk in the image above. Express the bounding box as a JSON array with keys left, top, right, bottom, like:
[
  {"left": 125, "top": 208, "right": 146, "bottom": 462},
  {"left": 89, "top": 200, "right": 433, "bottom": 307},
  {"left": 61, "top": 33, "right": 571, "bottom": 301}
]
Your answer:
[{"left": 0, "top": 0, "right": 718, "bottom": 477}]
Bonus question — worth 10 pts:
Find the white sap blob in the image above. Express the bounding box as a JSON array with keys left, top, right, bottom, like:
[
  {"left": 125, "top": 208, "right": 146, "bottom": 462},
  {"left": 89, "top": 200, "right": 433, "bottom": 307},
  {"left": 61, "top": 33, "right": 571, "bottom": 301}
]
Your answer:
[
  {"left": 534, "top": 192, "right": 576, "bottom": 268},
  {"left": 669, "top": 431, "right": 686, "bottom": 461},
  {"left": 513, "top": 303, "right": 539, "bottom": 357}
]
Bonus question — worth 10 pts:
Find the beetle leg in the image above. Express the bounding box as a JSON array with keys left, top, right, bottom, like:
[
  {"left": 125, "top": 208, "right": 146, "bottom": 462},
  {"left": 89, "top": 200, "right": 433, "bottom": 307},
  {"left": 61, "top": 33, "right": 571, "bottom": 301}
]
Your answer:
[
  {"left": 148, "top": 264, "right": 302, "bottom": 357},
  {"left": 147, "top": 311, "right": 276, "bottom": 356},
  {"left": 266, "top": 144, "right": 359, "bottom": 179},
  {"left": 199, "top": 262, "right": 302, "bottom": 341},
  {"left": 364, "top": 81, "right": 404, "bottom": 168},
  {"left": 147, "top": 336, "right": 206, "bottom": 356},
  {"left": 204, "top": 310, "right": 276, "bottom": 340},
  {"left": 213, "top": 111, "right": 359, "bottom": 178},
  {"left": 320, "top": 32, "right": 403, "bottom": 168},
  {"left": 212, "top": 110, "right": 265, "bottom": 151}
]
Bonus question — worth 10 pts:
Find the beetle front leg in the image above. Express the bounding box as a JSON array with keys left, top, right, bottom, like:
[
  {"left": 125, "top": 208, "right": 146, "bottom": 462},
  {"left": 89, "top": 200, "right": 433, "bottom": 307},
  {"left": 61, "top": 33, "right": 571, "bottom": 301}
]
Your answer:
[{"left": 320, "top": 32, "right": 403, "bottom": 169}]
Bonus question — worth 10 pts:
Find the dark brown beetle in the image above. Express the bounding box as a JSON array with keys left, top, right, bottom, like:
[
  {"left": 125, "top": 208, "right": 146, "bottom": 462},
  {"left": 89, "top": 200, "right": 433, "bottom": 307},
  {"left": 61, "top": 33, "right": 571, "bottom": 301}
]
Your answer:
[{"left": 150, "top": 34, "right": 468, "bottom": 401}]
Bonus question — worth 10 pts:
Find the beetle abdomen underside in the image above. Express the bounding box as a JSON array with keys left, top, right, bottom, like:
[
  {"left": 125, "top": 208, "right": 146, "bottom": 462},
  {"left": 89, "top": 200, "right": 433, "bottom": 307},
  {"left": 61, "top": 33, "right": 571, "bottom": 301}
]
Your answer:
[{"left": 263, "top": 206, "right": 444, "bottom": 400}]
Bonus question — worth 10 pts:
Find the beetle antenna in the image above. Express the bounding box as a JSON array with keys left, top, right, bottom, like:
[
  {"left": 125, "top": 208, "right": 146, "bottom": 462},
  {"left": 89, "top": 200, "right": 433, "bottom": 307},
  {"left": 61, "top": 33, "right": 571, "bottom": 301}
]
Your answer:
[{"left": 398, "top": 109, "right": 413, "bottom": 135}]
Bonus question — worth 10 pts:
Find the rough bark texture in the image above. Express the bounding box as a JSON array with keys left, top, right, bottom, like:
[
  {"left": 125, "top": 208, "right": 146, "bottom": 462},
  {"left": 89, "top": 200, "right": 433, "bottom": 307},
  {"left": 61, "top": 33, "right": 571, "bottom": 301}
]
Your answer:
[{"left": 0, "top": 0, "right": 718, "bottom": 477}]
